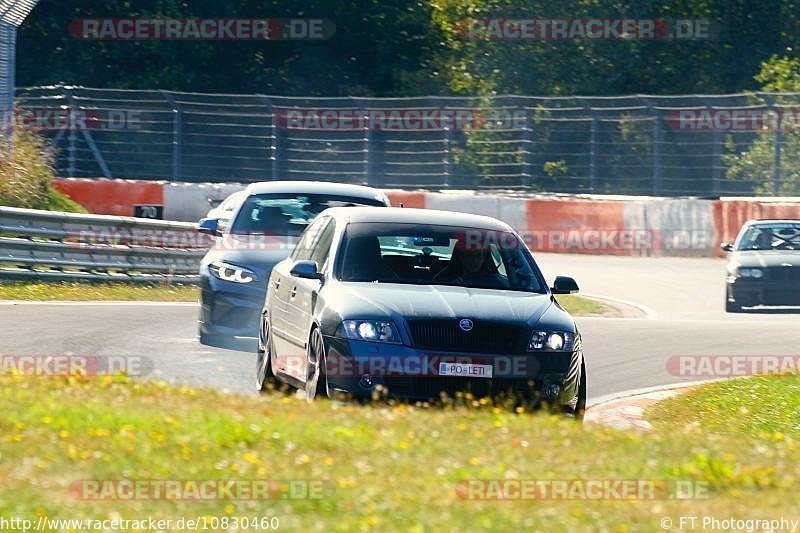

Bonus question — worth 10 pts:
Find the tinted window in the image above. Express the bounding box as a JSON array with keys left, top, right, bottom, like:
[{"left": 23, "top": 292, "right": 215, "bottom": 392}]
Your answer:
[
  {"left": 230, "top": 193, "right": 384, "bottom": 236},
  {"left": 310, "top": 219, "right": 337, "bottom": 269},
  {"left": 337, "top": 223, "right": 546, "bottom": 293},
  {"left": 291, "top": 217, "right": 329, "bottom": 261}
]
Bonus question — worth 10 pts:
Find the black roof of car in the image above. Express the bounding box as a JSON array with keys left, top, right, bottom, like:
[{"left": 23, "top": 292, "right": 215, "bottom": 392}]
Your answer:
[
  {"left": 321, "top": 206, "right": 513, "bottom": 231},
  {"left": 243, "top": 181, "right": 388, "bottom": 203}
]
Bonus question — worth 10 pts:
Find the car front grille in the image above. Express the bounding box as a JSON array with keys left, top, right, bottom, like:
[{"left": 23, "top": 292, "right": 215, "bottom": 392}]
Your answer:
[
  {"left": 407, "top": 319, "right": 526, "bottom": 355},
  {"left": 765, "top": 266, "right": 800, "bottom": 282},
  {"left": 382, "top": 376, "right": 538, "bottom": 400}
]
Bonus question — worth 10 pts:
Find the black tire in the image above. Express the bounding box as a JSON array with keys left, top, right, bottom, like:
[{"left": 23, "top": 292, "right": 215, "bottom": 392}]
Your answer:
[
  {"left": 575, "top": 360, "right": 587, "bottom": 422},
  {"left": 199, "top": 330, "right": 222, "bottom": 347},
  {"left": 725, "top": 296, "right": 743, "bottom": 313},
  {"left": 256, "top": 314, "right": 276, "bottom": 393},
  {"left": 305, "top": 328, "right": 329, "bottom": 402}
]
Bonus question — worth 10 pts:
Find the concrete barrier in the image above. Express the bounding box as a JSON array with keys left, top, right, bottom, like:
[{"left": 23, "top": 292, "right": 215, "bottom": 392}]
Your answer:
[
  {"left": 163, "top": 182, "right": 246, "bottom": 222},
  {"left": 52, "top": 178, "right": 164, "bottom": 217},
  {"left": 46, "top": 178, "right": 800, "bottom": 257}
]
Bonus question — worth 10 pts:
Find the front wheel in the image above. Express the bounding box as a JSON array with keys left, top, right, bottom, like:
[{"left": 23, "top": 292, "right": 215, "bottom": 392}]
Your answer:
[
  {"left": 725, "top": 294, "right": 743, "bottom": 313},
  {"left": 256, "top": 314, "right": 276, "bottom": 393},
  {"left": 574, "top": 360, "right": 587, "bottom": 421},
  {"left": 305, "top": 328, "right": 329, "bottom": 402}
]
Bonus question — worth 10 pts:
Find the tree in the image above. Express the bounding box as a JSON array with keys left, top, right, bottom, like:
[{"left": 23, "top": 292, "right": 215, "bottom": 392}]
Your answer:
[{"left": 724, "top": 55, "right": 800, "bottom": 195}]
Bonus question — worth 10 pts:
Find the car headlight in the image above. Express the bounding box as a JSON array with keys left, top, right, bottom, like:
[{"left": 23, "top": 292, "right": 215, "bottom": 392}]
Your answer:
[
  {"left": 336, "top": 320, "right": 402, "bottom": 344},
  {"left": 209, "top": 261, "right": 256, "bottom": 283},
  {"left": 737, "top": 268, "right": 763, "bottom": 279},
  {"left": 528, "top": 331, "right": 575, "bottom": 352}
]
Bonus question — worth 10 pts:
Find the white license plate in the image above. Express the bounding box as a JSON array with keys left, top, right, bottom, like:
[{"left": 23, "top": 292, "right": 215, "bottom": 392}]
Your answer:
[{"left": 438, "top": 362, "right": 493, "bottom": 378}]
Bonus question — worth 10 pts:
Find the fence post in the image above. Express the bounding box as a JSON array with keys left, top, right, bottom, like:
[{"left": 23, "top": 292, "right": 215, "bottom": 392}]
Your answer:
[
  {"left": 363, "top": 111, "right": 372, "bottom": 186},
  {"left": 161, "top": 91, "right": 181, "bottom": 181},
  {"left": 522, "top": 108, "right": 532, "bottom": 188},
  {"left": 263, "top": 97, "right": 279, "bottom": 181},
  {"left": 442, "top": 127, "right": 452, "bottom": 187},
  {"left": 0, "top": 22, "right": 16, "bottom": 155},
  {"left": 774, "top": 123, "right": 783, "bottom": 196},
  {"left": 579, "top": 99, "right": 598, "bottom": 192},
  {"left": 641, "top": 97, "right": 663, "bottom": 195},
  {"left": 651, "top": 112, "right": 663, "bottom": 195},
  {"left": 712, "top": 129, "right": 722, "bottom": 196},
  {"left": 67, "top": 110, "right": 76, "bottom": 177}
]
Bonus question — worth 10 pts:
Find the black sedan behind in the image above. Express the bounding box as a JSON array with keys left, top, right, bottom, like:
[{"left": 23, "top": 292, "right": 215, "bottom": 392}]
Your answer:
[
  {"left": 723, "top": 219, "right": 800, "bottom": 312},
  {"left": 198, "top": 181, "right": 390, "bottom": 350}
]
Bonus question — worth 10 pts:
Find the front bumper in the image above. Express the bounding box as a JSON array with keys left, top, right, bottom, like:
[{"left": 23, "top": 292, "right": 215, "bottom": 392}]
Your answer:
[
  {"left": 727, "top": 278, "right": 800, "bottom": 307},
  {"left": 198, "top": 274, "right": 266, "bottom": 344},
  {"left": 322, "top": 335, "right": 582, "bottom": 405}
]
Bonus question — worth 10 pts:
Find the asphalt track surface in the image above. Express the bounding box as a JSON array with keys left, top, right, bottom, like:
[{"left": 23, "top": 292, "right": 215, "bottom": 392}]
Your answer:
[{"left": 1, "top": 254, "right": 797, "bottom": 403}]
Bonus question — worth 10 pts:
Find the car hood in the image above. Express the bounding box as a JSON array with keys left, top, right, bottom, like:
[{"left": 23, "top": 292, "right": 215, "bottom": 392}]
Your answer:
[
  {"left": 200, "top": 235, "right": 293, "bottom": 272},
  {"left": 325, "top": 282, "right": 560, "bottom": 327},
  {"left": 729, "top": 250, "right": 800, "bottom": 268}
]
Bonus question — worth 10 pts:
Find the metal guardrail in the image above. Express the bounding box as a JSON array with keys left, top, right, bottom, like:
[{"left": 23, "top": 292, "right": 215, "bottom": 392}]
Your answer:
[{"left": 0, "top": 206, "right": 208, "bottom": 283}]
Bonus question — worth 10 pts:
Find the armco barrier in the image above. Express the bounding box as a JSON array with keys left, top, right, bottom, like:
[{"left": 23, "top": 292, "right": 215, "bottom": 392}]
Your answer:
[
  {"left": 0, "top": 206, "right": 208, "bottom": 283},
  {"left": 42, "top": 178, "right": 800, "bottom": 258}
]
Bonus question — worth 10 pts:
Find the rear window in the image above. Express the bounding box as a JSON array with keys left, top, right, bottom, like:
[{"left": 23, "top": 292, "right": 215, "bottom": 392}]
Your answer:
[{"left": 229, "top": 193, "right": 385, "bottom": 236}]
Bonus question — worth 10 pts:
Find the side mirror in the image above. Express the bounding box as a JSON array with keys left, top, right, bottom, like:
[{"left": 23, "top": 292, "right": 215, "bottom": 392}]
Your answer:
[
  {"left": 290, "top": 260, "right": 324, "bottom": 280},
  {"left": 720, "top": 242, "right": 734, "bottom": 252},
  {"left": 551, "top": 276, "right": 579, "bottom": 295},
  {"left": 198, "top": 218, "right": 221, "bottom": 236}
]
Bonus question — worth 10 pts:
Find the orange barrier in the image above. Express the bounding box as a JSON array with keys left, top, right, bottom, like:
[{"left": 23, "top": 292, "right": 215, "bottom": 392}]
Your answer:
[
  {"left": 52, "top": 178, "right": 164, "bottom": 217},
  {"left": 524, "top": 199, "right": 628, "bottom": 254},
  {"left": 385, "top": 190, "right": 426, "bottom": 209},
  {"left": 712, "top": 200, "right": 800, "bottom": 257}
]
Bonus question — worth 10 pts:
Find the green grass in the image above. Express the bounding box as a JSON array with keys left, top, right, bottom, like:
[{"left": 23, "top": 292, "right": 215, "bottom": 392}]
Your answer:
[
  {"left": 0, "top": 131, "right": 87, "bottom": 213},
  {"left": 556, "top": 294, "right": 612, "bottom": 316},
  {"left": 0, "top": 376, "right": 797, "bottom": 531},
  {"left": 43, "top": 186, "right": 88, "bottom": 213},
  {"left": 0, "top": 282, "right": 198, "bottom": 302},
  {"left": 649, "top": 375, "right": 800, "bottom": 439}
]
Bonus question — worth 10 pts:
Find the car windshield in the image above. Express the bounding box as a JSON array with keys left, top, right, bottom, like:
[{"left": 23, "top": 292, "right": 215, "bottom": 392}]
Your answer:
[
  {"left": 337, "top": 223, "right": 546, "bottom": 293},
  {"left": 737, "top": 223, "right": 800, "bottom": 251},
  {"left": 229, "top": 193, "right": 384, "bottom": 236}
]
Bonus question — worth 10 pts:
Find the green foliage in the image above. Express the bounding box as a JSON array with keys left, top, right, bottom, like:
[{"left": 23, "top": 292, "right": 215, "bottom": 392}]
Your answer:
[
  {"left": 426, "top": 0, "right": 800, "bottom": 97},
  {"left": 18, "top": 1, "right": 800, "bottom": 97},
  {"left": 724, "top": 56, "right": 800, "bottom": 195},
  {"left": 0, "top": 131, "right": 86, "bottom": 212}
]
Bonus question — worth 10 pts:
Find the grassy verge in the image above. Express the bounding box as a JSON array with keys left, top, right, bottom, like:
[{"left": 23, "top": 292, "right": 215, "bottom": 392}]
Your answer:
[
  {"left": 0, "top": 283, "right": 618, "bottom": 316},
  {"left": 0, "top": 376, "right": 796, "bottom": 530},
  {"left": 44, "top": 186, "right": 89, "bottom": 213},
  {"left": 556, "top": 294, "right": 615, "bottom": 316},
  {"left": 0, "top": 282, "right": 198, "bottom": 302},
  {"left": 648, "top": 375, "right": 800, "bottom": 439},
  {"left": 0, "top": 130, "right": 87, "bottom": 213}
]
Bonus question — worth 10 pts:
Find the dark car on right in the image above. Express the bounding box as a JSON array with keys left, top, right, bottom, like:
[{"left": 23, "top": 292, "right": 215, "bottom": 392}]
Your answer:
[{"left": 723, "top": 220, "right": 800, "bottom": 312}]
